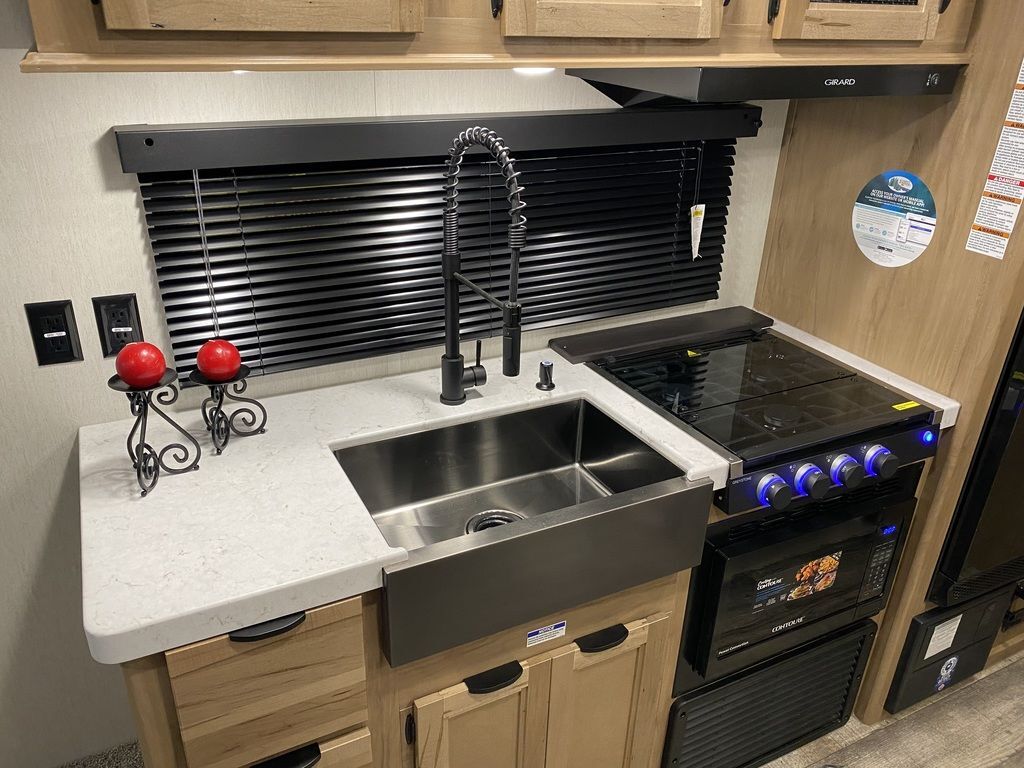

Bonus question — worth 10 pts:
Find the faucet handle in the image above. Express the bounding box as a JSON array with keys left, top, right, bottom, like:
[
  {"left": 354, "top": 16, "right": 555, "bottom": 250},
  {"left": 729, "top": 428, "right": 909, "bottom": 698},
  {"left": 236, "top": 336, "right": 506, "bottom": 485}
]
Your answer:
[{"left": 475, "top": 338, "right": 482, "bottom": 368}]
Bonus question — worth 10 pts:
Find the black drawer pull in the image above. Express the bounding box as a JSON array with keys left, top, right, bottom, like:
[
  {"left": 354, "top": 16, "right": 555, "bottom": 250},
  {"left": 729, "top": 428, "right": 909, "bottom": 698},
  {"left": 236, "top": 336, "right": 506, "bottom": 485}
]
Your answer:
[
  {"left": 575, "top": 623, "right": 629, "bottom": 653},
  {"left": 228, "top": 611, "right": 306, "bottom": 643},
  {"left": 464, "top": 660, "right": 523, "bottom": 694},
  {"left": 251, "top": 743, "right": 321, "bottom": 768}
]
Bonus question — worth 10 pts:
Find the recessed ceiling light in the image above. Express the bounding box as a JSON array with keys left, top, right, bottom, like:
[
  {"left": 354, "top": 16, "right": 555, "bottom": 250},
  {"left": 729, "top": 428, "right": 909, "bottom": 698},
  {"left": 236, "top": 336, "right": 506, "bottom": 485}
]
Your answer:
[{"left": 512, "top": 67, "right": 556, "bottom": 76}]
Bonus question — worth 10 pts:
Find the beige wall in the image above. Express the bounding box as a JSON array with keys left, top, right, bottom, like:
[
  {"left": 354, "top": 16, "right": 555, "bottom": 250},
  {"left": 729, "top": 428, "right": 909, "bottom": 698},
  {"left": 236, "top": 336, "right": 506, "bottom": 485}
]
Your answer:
[{"left": 0, "top": 4, "right": 786, "bottom": 763}]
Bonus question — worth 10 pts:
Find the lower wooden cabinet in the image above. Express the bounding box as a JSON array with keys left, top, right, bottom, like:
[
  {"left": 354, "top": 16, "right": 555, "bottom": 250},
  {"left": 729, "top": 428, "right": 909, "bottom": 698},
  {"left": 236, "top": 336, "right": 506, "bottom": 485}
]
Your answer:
[
  {"left": 412, "top": 657, "right": 549, "bottom": 768},
  {"left": 545, "top": 614, "right": 673, "bottom": 768},
  {"left": 164, "top": 598, "right": 367, "bottom": 768},
  {"left": 320, "top": 728, "right": 374, "bottom": 768},
  {"left": 409, "top": 613, "right": 674, "bottom": 768}
]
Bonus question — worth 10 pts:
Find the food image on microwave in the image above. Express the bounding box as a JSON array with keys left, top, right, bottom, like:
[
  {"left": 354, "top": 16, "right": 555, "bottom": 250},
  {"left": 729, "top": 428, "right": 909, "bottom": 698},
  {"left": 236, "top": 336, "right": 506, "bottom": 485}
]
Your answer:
[
  {"left": 813, "top": 571, "right": 837, "bottom": 592},
  {"left": 787, "top": 551, "right": 842, "bottom": 601},
  {"left": 787, "top": 584, "right": 813, "bottom": 600}
]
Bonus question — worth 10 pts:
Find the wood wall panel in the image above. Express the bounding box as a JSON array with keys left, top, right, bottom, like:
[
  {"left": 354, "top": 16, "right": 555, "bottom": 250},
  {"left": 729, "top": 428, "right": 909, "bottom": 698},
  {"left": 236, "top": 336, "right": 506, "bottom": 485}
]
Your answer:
[
  {"left": 755, "top": 0, "right": 1024, "bottom": 723},
  {"left": 22, "top": 0, "right": 975, "bottom": 71}
]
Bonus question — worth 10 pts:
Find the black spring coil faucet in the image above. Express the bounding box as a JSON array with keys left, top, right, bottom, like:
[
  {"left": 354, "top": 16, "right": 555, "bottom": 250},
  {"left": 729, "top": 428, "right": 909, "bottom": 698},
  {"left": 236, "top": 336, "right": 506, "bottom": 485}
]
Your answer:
[{"left": 439, "top": 127, "right": 527, "bottom": 405}]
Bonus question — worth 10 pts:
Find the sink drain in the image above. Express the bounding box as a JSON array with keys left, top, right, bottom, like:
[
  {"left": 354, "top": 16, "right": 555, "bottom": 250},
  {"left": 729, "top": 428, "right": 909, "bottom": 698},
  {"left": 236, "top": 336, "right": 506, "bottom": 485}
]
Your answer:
[{"left": 465, "top": 509, "right": 525, "bottom": 533}]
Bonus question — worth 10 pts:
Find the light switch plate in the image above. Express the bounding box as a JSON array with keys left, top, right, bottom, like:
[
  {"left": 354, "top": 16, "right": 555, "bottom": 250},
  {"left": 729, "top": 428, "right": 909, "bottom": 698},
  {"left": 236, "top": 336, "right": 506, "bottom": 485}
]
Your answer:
[{"left": 25, "top": 300, "right": 84, "bottom": 366}]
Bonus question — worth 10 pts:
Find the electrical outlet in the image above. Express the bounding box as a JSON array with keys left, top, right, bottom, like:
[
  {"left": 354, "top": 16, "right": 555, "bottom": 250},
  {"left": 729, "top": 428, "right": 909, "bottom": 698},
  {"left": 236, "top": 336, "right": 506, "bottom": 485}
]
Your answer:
[
  {"left": 25, "top": 300, "right": 84, "bottom": 366},
  {"left": 92, "top": 293, "right": 143, "bottom": 357}
]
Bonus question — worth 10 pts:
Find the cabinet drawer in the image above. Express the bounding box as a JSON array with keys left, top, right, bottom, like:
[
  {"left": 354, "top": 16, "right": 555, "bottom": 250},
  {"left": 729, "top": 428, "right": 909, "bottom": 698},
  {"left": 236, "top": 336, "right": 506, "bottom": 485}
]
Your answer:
[
  {"left": 165, "top": 598, "right": 367, "bottom": 768},
  {"left": 320, "top": 728, "right": 373, "bottom": 768}
]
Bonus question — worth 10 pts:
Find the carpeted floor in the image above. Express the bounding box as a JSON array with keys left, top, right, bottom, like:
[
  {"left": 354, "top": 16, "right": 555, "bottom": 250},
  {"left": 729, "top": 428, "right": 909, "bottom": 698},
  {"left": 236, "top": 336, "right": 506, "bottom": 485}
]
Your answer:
[{"left": 61, "top": 650, "right": 1024, "bottom": 768}]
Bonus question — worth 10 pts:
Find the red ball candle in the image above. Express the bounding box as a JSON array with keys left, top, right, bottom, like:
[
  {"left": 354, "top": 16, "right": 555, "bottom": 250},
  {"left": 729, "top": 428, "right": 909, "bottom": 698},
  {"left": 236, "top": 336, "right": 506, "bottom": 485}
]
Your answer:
[
  {"left": 196, "top": 339, "right": 242, "bottom": 382},
  {"left": 115, "top": 342, "right": 166, "bottom": 389}
]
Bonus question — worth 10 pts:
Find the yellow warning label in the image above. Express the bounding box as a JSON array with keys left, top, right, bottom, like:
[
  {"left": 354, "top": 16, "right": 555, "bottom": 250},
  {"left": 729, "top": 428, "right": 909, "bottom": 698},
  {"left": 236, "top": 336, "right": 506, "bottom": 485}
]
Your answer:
[
  {"left": 891, "top": 401, "right": 920, "bottom": 411},
  {"left": 687, "top": 350, "right": 700, "bottom": 358}
]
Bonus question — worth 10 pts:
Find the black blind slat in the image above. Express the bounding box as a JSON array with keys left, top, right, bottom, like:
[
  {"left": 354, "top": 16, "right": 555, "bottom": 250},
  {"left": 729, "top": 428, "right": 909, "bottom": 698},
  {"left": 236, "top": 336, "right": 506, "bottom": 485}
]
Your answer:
[{"left": 137, "top": 140, "right": 736, "bottom": 381}]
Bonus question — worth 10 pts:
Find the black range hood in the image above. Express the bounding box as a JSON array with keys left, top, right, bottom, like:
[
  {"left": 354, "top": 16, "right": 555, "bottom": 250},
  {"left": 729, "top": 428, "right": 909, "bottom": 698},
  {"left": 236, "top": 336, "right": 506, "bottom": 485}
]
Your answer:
[{"left": 568, "top": 64, "right": 965, "bottom": 105}]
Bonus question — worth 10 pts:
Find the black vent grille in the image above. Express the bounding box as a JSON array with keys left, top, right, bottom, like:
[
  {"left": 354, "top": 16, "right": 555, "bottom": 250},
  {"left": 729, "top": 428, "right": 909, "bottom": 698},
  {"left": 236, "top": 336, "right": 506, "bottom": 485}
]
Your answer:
[
  {"left": 138, "top": 140, "right": 736, "bottom": 381},
  {"left": 950, "top": 555, "right": 1024, "bottom": 604},
  {"left": 664, "top": 621, "right": 875, "bottom": 768}
]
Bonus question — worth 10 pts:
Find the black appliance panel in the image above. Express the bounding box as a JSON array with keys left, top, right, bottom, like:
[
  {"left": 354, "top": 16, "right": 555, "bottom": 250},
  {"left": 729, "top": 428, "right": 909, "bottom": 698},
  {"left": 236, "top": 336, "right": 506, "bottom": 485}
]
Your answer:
[
  {"left": 696, "top": 498, "right": 909, "bottom": 673},
  {"left": 719, "top": 423, "right": 939, "bottom": 515},
  {"left": 663, "top": 620, "right": 876, "bottom": 768},
  {"left": 933, "top": 308, "right": 1024, "bottom": 605},
  {"left": 886, "top": 584, "right": 1015, "bottom": 713}
]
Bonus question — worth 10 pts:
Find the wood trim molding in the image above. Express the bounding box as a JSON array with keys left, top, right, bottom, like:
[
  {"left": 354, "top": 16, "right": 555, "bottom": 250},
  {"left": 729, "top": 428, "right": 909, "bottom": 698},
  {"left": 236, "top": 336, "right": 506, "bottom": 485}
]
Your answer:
[{"left": 754, "top": 0, "right": 1024, "bottom": 724}]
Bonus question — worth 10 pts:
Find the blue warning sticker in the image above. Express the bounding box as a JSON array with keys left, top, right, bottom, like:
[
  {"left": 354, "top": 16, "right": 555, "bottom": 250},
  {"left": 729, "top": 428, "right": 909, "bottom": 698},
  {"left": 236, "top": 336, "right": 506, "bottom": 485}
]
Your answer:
[{"left": 527, "top": 620, "right": 566, "bottom": 648}]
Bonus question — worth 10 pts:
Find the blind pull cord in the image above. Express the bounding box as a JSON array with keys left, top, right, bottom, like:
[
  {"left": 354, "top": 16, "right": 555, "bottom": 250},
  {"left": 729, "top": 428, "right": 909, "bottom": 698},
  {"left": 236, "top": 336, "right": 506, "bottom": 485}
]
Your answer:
[{"left": 192, "top": 169, "right": 220, "bottom": 338}]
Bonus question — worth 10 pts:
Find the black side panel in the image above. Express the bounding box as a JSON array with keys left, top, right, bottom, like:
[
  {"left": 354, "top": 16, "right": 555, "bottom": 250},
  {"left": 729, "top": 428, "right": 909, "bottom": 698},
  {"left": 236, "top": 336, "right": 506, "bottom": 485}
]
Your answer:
[{"left": 664, "top": 620, "right": 876, "bottom": 768}]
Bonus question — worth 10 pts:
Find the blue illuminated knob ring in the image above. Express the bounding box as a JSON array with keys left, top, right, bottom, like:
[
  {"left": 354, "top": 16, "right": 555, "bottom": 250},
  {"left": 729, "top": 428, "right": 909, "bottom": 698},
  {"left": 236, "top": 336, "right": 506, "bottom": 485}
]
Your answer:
[
  {"left": 865, "top": 444, "right": 900, "bottom": 479},
  {"left": 757, "top": 473, "right": 792, "bottom": 510},
  {"left": 830, "top": 454, "right": 865, "bottom": 489},
  {"left": 795, "top": 463, "right": 829, "bottom": 500}
]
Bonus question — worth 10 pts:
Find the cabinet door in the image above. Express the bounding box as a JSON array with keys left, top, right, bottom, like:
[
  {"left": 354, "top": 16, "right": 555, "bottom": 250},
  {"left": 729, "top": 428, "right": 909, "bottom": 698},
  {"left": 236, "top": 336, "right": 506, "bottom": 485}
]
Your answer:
[
  {"left": 771, "top": 0, "right": 940, "bottom": 40},
  {"left": 99, "top": 0, "right": 424, "bottom": 33},
  {"left": 545, "top": 613, "right": 674, "bottom": 768},
  {"left": 501, "top": 0, "right": 723, "bottom": 39},
  {"left": 412, "top": 656, "right": 550, "bottom": 768}
]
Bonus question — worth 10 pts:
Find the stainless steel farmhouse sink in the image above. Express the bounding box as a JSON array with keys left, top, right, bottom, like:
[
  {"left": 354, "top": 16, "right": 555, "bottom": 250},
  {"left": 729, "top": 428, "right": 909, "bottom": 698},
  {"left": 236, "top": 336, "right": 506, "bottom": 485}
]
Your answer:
[{"left": 335, "top": 399, "right": 713, "bottom": 665}]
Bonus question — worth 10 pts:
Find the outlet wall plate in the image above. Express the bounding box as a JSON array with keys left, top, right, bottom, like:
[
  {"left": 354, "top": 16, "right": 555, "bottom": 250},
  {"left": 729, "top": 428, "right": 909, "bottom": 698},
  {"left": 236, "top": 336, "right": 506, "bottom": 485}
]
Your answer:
[
  {"left": 25, "top": 300, "right": 84, "bottom": 366},
  {"left": 92, "top": 293, "right": 143, "bottom": 357}
]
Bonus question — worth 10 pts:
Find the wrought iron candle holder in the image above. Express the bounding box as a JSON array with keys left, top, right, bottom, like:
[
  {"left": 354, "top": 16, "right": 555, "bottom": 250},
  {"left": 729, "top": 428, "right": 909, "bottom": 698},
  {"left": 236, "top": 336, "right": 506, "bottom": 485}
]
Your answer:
[
  {"left": 190, "top": 364, "right": 268, "bottom": 455},
  {"left": 108, "top": 368, "right": 202, "bottom": 497}
]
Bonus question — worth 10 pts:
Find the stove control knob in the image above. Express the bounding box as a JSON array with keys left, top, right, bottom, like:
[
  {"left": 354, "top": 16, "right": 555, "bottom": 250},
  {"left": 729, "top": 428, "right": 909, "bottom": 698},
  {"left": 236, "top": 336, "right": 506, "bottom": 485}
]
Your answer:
[
  {"left": 865, "top": 445, "right": 900, "bottom": 479},
  {"left": 757, "top": 473, "right": 792, "bottom": 511},
  {"left": 831, "top": 454, "right": 865, "bottom": 489},
  {"left": 795, "top": 463, "right": 830, "bottom": 500}
]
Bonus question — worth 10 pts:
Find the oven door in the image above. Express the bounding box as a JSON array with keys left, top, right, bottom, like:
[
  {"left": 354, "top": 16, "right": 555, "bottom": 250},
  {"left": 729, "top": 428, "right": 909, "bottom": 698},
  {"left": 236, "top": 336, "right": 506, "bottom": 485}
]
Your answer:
[{"left": 692, "top": 492, "right": 913, "bottom": 676}]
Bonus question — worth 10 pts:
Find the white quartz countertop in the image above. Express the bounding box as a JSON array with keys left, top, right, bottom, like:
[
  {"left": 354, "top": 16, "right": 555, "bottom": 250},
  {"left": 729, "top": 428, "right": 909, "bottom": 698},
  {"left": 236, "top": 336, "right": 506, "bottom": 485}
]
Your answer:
[
  {"left": 80, "top": 330, "right": 960, "bottom": 665},
  {"left": 79, "top": 347, "right": 730, "bottom": 664}
]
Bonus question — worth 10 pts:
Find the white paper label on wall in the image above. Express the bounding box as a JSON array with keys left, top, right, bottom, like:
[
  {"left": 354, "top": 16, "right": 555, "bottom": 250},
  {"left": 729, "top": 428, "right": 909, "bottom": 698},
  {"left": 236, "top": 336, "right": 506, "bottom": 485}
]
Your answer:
[
  {"left": 966, "top": 57, "right": 1024, "bottom": 260},
  {"left": 690, "top": 204, "right": 706, "bottom": 260},
  {"left": 852, "top": 170, "right": 937, "bottom": 268},
  {"left": 925, "top": 614, "right": 963, "bottom": 660}
]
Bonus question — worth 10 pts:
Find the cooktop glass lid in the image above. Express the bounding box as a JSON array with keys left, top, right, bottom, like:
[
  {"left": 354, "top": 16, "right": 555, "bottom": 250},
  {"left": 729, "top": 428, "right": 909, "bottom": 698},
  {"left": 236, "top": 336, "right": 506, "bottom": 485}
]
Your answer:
[{"left": 598, "top": 333, "right": 931, "bottom": 461}]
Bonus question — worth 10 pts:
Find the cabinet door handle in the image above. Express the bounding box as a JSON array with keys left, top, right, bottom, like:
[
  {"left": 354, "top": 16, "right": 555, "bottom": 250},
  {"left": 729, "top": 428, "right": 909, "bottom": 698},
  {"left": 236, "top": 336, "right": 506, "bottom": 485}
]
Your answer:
[
  {"left": 228, "top": 611, "right": 306, "bottom": 643},
  {"left": 251, "top": 743, "right": 321, "bottom": 768},
  {"left": 463, "top": 660, "right": 523, "bottom": 694},
  {"left": 575, "top": 623, "right": 629, "bottom": 654}
]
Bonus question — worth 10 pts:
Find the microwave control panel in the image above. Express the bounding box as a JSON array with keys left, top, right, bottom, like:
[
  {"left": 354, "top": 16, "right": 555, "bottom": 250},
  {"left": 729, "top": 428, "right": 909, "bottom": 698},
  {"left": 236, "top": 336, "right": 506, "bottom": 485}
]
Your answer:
[{"left": 859, "top": 538, "right": 899, "bottom": 601}]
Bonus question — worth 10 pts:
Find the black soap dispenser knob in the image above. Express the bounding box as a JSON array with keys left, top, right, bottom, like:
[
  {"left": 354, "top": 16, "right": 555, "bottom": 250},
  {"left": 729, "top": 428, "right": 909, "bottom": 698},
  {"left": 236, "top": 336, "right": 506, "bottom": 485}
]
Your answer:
[{"left": 537, "top": 360, "right": 555, "bottom": 391}]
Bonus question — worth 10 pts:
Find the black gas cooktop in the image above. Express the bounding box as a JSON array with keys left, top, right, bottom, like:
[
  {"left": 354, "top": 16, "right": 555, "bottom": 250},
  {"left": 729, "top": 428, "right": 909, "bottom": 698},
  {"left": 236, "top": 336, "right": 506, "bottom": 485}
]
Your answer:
[
  {"left": 596, "top": 332, "right": 930, "bottom": 463},
  {"left": 550, "top": 307, "right": 940, "bottom": 516}
]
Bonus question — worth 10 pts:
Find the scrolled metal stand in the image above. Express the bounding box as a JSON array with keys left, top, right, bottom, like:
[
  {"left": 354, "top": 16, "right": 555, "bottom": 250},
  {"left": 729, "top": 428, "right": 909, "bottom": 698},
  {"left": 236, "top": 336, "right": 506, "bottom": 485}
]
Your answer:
[
  {"left": 191, "top": 365, "right": 268, "bottom": 455},
  {"left": 109, "top": 369, "right": 202, "bottom": 497}
]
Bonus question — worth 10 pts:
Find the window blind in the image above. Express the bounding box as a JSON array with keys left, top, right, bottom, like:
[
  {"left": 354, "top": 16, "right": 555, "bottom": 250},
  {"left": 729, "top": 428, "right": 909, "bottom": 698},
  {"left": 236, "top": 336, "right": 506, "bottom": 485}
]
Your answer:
[{"left": 137, "top": 139, "right": 736, "bottom": 380}]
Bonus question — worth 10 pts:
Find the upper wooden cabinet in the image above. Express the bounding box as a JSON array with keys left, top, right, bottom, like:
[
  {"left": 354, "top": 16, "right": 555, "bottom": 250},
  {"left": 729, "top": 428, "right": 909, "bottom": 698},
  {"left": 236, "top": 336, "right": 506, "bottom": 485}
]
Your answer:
[
  {"left": 99, "top": 0, "right": 424, "bottom": 33},
  {"left": 501, "top": 0, "right": 724, "bottom": 39},
  {"left": 771, "top": 0, "right": 942, "bottom": 40}
]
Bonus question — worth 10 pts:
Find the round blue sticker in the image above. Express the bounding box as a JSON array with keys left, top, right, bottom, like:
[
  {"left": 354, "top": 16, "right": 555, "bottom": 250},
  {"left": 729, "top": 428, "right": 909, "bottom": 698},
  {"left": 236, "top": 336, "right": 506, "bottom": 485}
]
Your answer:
[{"left": 852, "top": 170, "right": 937, "bottom": 268}]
